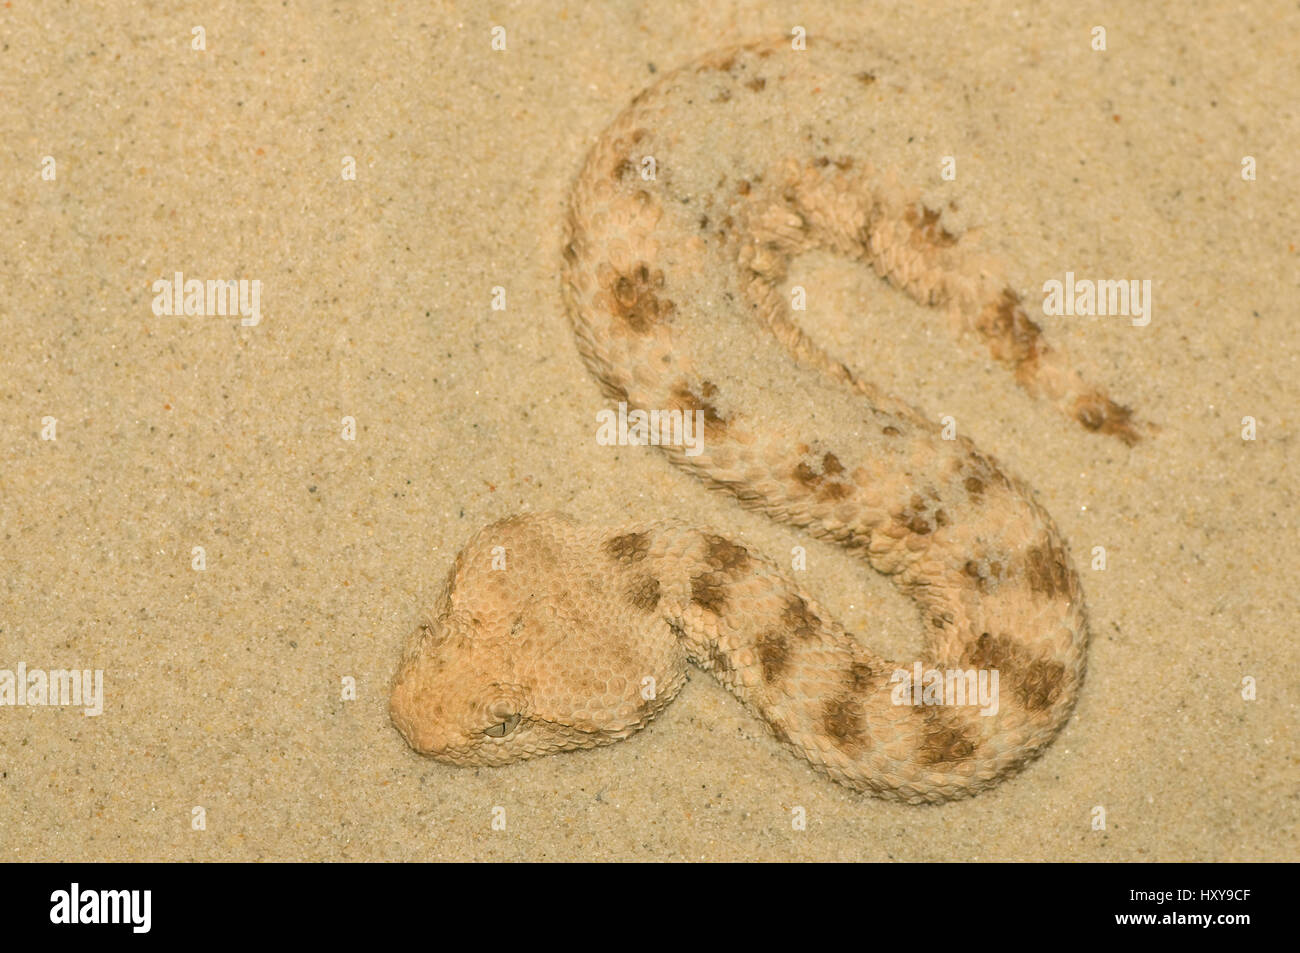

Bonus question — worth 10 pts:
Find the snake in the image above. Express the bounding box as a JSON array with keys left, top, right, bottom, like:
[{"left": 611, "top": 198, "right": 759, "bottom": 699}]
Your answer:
[{"left": 389, "top": 38, "right": 1144, "bottom": 803}]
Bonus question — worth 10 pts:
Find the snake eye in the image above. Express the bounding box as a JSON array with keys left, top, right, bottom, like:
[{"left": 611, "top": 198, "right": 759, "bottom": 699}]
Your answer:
[{"left": 484, "top": 713, "right": 521, "bottom": 737}]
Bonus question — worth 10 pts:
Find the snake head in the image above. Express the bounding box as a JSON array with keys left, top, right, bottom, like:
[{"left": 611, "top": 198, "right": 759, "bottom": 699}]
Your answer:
[
  {"left": 389, "top": 515, "right": 667, "bottom": 767},
  {"left": 389, "top": 605, "right": 539, "bottom": 766}
]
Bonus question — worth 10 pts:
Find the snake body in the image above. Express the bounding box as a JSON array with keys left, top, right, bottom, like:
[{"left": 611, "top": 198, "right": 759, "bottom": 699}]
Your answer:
[{"left": 390, "top": 39, "right": 1141, "bottom": 802}]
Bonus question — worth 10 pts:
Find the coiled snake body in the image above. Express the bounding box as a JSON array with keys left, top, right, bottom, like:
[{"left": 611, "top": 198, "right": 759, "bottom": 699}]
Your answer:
[{"left": 390, "top": 39, "right": 1141, "bottom": 803}]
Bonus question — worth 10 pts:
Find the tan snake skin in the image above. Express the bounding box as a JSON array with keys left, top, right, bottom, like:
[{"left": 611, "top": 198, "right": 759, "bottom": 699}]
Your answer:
[{"left": 390, "top": 39, "right": 1143, "bottom": 803}]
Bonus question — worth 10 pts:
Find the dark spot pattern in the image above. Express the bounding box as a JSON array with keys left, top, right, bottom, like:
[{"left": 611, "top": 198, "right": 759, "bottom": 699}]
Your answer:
[
  {"left": 703, "top": 534, "right": 750, "bottom": 574},
  {"left": 963, "top": 558, "right": 1004, "bottom": 594},
  {"left": 963, "top": 632, "right": 1068, "bottom": 713},
  {"left": 793, "top": 451, "right": 854, "bottom": 502},
  {"left": 904, "top": 204, "right": 958, "bottom": 247},
  {"left": 782, "top": 595, "right": 822, "bottom": 640},
  {"left": 1074, "top": 393, "right": 1141, "bottom": 445},
  {"left": 822, "top": 693, "right": 868, "bottom": 752},
  {"left": 892, "top": 492, "right": 940, "bottom": 537},
  {"left": 690, "top": 572, "right": 728, "bottom": 615},
  {"left": 606, "top": 262, "right": 675, "bottom": 334},
  {"left": 916, "top": 708, "right": 978, "bottom": 764},
  {"left": 607, "top": 129, "right": 649, "bottom": 183},
  {"left": 687, "top": 534, "right": 751, "bottom": 618},
  {"left": 1024, "top": 535, "right": 1072, "bottom": 600},
  {"left": 756, "top": 630, "right": 790, "bottom": 683},
  {"left": 603, "top": 531, "right": 650, "bottom": 562},
  {"left": 822, "top": 660, "right": 887, "bottom": 753},
  {"left": 977, "top": 288, "right": 1044, "bottom": 377},
  {"left": 671, "top": 379, "right": 728, "bottom": 436},
  {"left": 813, "top": 155, "right": 854, "bottom": 171},
  {"left": 626, "top": 575, "right": 661, "bottom": 612},
  {"left": 962, "top": 450, "right": 1000, "bottom": 500},
  {"left": 847, "top": 659, "right": 882, "bottom": 694}
]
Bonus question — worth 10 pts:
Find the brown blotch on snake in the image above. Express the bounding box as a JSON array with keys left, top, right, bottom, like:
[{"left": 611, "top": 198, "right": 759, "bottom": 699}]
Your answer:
[
  {"left": 963, "top": 632, "right": 1068, "bottom": 713},
  {"left": 670, "top": 379, "right": 728, "bottom": 436},
  {"left": 756, "top": 630, "right": 792, "bottom": 684},
  {"left": 606, "top": 262, "right": 674, "bottom": 334},
  {"left": 603, "top": 531, "right": 650, "bottom": 562},
  {"left": 793, "top": 452, "right": 855, "bottom": 502},
  {"left": 626, "top": 575, "right": 661, "bottom": 612},
  {"left": 822, "top": 693, "right": 869, "bottom": 753},
  {"left": 1024, "top": 534, "right": 1073, "bottom": 600},
  {"left": 690, "top": 572, "right": 729, "bottom": 615},
  {"left": 781, "top": 595, "right": 822, "bottom": 640},
  {"left": 704, "top": 534, "right": 750, "bottom": 574},
  {"left": 905, "top": 204, "right": 958, "bottom": 247},
  {"left": 917, "top": 708, "right": 978, "bottom": 765}
]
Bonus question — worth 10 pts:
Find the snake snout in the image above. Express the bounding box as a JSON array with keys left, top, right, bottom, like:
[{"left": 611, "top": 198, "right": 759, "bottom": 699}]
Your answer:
[{"left": 389, "top": 665, "right": 460, "bottom": 757}]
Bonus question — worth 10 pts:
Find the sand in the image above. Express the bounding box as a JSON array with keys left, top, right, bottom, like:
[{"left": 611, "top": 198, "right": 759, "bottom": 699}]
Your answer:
[{"left": 1, "top": 0, "right": 1296, "bottom": 861}]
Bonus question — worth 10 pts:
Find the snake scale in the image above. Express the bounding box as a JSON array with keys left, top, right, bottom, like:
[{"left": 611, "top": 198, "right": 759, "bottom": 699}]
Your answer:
[{"left": 390, "top": 38, "right": 1143, "bottom": 803}]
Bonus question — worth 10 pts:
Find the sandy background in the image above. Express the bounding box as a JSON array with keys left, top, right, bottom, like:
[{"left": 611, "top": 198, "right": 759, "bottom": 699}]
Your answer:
[{"left": 1, "top": 0, "right": 1296, "bottom": 861}]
